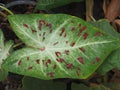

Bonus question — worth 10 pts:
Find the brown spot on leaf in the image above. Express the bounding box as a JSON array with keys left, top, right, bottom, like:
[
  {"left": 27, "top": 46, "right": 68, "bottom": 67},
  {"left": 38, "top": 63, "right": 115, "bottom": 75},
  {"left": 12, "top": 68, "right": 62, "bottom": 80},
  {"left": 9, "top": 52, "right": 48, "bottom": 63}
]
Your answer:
[
  {"left": 47, "top": 72, "right": 54, "bottom": 77},
  {"left": 92, "top": 61, "right": 95, "bottom": 64},
  {"left": 82, "top": 26, "right": 87, "bottom": 30},
  {"left": 70, "top": 42, "right": 75, "bottom": 47},
  {"left": 94, "top": 32, "right": 104, "bottom": 36},
  {"left": 28, "top": 66, "right": 33, "bottom": 70},
  {"left": 38, "top": 23, "right": 42, "bottom": 30},
  {"left": 65, "top": 50, "right": 70, "bottom": 55},
  {"left": 46, "top": 59, "right": 51, "bottom": 67},
  {"left": 39, "top": 20, "right": 46, "bottom": 25},
  {"left": 46, "top": 23, "right": 52, "bottom": 28},
  {"left": 40, "top": 47, "right": 45, "bottom": 51},
  {"left": 50, "top": 29, "right": 52, "bottom": 33},
  {"left": 32, "top": 29, "right": 37, "bottom": 33},
  {"left": 78, "top": 24, "right": 81, "bottom": 27},
  {"left": 83, "top": 32, "right": 88, "bottom": 40},
  {"left": 64, "top": 33, "right": 66, "bottom": 38},
  {"left": 18, "top": 60, "right": 22, "bottom": 66},
  {"left": 66, "top": 63, "right": 74, "bottom": 69},
  {"left": 96, "top": 57, "right": 101, "bottom": 62},
  {"left": 76, "top": 68, "right": 80, "bottom": 76},
  {"left": 38, "top": 20, "right": 46, "bottom": 30},
  {"left": 77, "top": 67, "right": 80, "bottom": 70},
  {"left": 71, "top": 20, "right": 74, "bottom": 23},
  {"left": 79, "top": 47, "right": 85, "bottom": 53},
  {"left": 77, "top": 57, "right": 84, "bottom": 64},
  {"left": 36, "top": 59, "right": 40, "bottom": 64},
  {"left": 78, "top": 26, "right": 87, "bottom": 36},
  {"left": 60, "top": 28, "right": 65, "bottom": 36},
  {"left": 56, "top": 58, "right": 65, "bottom": 63},
  {"left": 76, "top": 70, "right": 80, "bottom": 76},
  {"left": 71, "top": 27, "right": 76, "bottom": 31},
  {"left": 55, "top": 52, "right": 61, "bottom": 57},
  {"left": 53, "top": 64, "right": 57, "bottom": 69},
  {"left": 66, "top": 41, "right": 68, "bottom": 44},
  {"left": 42, "top": 60, "right": 45, "bottom": 64},
  {"left": 23, "top": 24, "right": 29, "bottom": 28}
]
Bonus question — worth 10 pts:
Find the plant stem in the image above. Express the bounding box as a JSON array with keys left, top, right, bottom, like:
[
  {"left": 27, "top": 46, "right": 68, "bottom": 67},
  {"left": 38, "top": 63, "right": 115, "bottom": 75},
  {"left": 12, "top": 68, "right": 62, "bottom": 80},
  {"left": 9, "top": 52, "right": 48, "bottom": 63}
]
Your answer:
[
  {"left": 90, "top": 16, "right": 96, "bottom": 22},
  {"left": 0, "top": 5, "right": 13, "bottom": 15},
  {"left": 86, "top": 0, "right": 94, "bottom": 21},
  {"left": 13, "top": 42, "right": 23, "bottom": 48},
  {"left": 0, "top": 11, "right": 7, "bottom": 17}
]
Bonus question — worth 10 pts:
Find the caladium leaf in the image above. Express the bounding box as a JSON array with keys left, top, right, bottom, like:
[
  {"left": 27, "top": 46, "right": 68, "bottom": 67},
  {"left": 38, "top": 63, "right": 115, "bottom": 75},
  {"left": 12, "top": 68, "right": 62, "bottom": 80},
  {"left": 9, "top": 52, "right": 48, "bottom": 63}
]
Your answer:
[
  {"left": 0, "top": 29, "right": 13, "bottom": 81},
  {"left": 36, "top": 0, "right": 84, "bottom": 10},
  {"left": 97, "top": 48, "right": 120, "bottom": 75},
  {"left": 0, "top": 29, "right": 13, "bottom": 69},
  {"left": 2, "top": 14, "right": 120, "bottom": 79},
  {"left": 0, "top": 41, "right": 13, "bottom": 68}
]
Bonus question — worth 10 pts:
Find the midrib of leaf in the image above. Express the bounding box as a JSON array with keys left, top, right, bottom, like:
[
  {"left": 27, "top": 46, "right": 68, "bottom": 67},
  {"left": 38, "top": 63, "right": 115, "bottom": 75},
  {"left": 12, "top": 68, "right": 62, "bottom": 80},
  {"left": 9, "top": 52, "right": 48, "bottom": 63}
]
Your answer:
[
  {"left": 46, "top": 40, "right": 117, "bottom": 63},
  {"left": 18, "top": 51, "right": 41, "bottom": 59},
  {"left": 47, "top": 40, "right": 117, "bottom": 51}
]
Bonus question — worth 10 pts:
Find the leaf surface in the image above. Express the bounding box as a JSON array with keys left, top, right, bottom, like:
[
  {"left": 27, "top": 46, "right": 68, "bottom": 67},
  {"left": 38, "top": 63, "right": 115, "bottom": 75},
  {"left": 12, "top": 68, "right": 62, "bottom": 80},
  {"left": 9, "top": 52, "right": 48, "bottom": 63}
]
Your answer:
[
  {"left": 36, "top": 0, "right": 84, "bottom": 10},
  {"left": 89, "top": 19, "right": 120, "bottom": 39},
  {"left": 2, "top": 14, "right": 120, "bottom": 79},
  {"left": 89, "top": 19, "right": 120, "bottom": 75},
  {"left": 0, "top": 41, "right": 13, "bottom": 68},
  {"left": 0, "top": 29, "right": 4, "bottom": 49},
  {"left": 0, "top": 29, "right": 13, "bottom": 69},
  {"left": 97, "top": 48, "right": 120, "bottom": 75},
  {"left": 0, "top": 29, "right": 13, "bottom": 81}
]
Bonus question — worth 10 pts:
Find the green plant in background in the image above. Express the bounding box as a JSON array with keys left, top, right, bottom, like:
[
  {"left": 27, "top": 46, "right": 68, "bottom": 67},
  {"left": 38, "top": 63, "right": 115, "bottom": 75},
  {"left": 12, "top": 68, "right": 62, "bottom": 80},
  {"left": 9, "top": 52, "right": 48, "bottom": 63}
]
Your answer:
[
  {"left": 90, "top": 19, "right": 120, "bottom": 75},
  {"left": 0, "top": 0, "right": 120, "bottom": 90},
  {"left": 0, "top": 29, "right": 13, "bottom": 81},
  {"left": 35, "top": 0, "right": 84, "bottom": 10}
]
